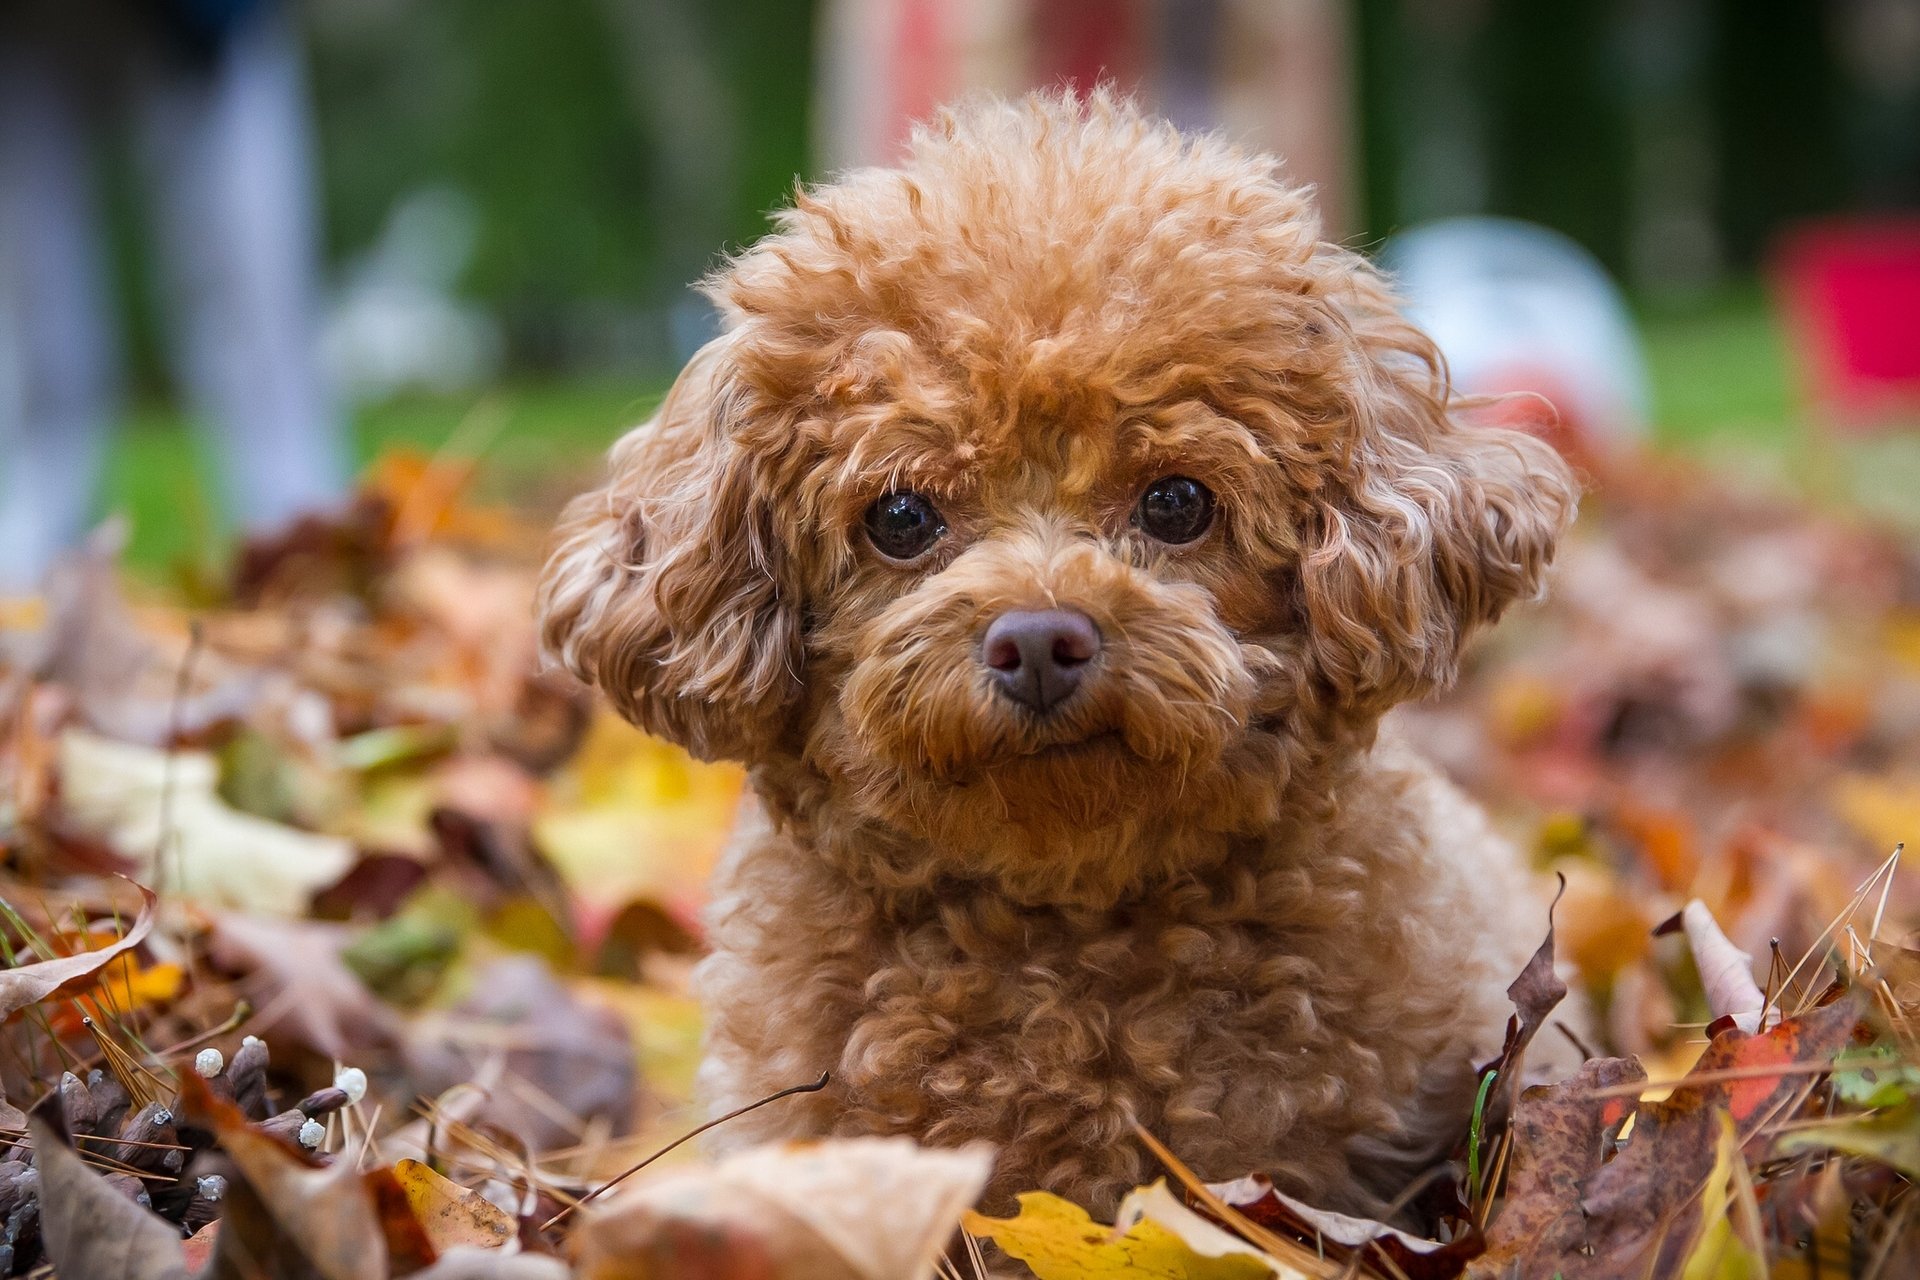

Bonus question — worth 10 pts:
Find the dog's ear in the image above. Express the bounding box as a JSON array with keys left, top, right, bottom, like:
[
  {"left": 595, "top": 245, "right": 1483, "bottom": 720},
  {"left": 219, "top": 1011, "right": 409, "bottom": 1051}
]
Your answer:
[
  {"left": 537, "top": 338, "right": 801, "bottom": 761},
  {"left": 1295, "top": 275, "right": 1578, "bottom": 711}
]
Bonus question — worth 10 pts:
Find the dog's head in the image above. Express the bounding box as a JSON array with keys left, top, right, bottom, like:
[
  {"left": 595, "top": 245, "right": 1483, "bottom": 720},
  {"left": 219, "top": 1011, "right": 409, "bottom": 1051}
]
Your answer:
[{"left": 540, "top": 93, "right": 1576, "bottom": 891}]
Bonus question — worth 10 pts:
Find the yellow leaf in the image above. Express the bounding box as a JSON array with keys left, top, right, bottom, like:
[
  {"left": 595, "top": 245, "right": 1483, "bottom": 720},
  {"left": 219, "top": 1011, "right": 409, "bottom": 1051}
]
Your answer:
[
  {"left": 390, "top": 1159, "right": 515, "bottom": 1252},
  {"left": 1679, "top": 1113, "right": 1766, "bottom": 1280},
  {"left": 1831, "top": 773, "right": 1920, "bottom": 857},
  {"left": 965, "top": 1186, "right": 1287, "bottom": 1280},
  {"left": 535, "top": 714, "right": 744, "bottom": 918}
]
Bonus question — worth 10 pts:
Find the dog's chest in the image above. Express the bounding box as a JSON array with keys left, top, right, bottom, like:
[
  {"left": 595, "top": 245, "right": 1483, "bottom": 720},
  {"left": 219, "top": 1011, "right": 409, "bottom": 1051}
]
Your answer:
[{"left": 833, "top": 888, "right": 1393, "bottom": 1162}]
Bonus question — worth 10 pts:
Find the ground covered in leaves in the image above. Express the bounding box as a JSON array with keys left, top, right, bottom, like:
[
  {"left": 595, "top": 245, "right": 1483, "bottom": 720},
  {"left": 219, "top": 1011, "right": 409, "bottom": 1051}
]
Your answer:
[{"left": 0, "top": 446, "right": 1917, "bottom": 1279}]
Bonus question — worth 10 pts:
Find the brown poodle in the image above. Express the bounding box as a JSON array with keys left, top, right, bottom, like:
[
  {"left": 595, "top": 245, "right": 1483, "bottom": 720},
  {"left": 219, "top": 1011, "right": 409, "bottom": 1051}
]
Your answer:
[{"left": 539, "top": 92, "right": 1579, "bottom": 1219}]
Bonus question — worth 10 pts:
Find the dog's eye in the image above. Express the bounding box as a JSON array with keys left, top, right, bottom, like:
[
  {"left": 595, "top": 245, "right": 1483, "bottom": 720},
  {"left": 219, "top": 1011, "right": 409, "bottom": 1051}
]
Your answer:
[
  {"left": 863, "top": 491, "right": 947, "bottom": 561},
  {"left": 1135, "top": 476, "right": 1215, "bottom": 544}
]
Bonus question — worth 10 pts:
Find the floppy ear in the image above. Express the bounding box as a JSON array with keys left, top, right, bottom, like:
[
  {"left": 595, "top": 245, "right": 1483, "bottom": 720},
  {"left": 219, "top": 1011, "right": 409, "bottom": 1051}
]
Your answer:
[
  {"left": 1297, "top": 280, "right": 1578, "bottom": 711},
  {"left": 536, "top": 338, "right": 802, "bottom": 761}
]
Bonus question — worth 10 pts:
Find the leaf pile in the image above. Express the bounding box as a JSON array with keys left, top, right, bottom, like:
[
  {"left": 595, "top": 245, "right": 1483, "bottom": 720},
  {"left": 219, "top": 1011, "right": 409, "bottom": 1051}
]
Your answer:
[{"left": 0, "top": 444, "right": 1914, "bottom": 1277}]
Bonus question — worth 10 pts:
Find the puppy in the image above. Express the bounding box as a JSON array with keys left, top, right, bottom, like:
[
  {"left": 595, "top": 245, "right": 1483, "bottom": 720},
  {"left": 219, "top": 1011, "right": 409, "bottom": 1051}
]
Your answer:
[{"left": 539, "top": 92, "right": 1578, "bottom": 1218}]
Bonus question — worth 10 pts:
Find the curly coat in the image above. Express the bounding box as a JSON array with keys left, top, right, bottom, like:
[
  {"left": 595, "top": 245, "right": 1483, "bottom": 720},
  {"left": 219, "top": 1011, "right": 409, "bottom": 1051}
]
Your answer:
[{"left": 538, "top": 92, "right": 1579, "bottom": 1218}]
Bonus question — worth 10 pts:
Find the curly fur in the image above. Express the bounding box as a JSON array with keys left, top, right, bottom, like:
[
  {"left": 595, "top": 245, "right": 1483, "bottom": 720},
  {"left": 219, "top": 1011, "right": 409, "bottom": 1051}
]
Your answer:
[{"left": 539, "top": 91, "right": 1579, "bottom": 1218}]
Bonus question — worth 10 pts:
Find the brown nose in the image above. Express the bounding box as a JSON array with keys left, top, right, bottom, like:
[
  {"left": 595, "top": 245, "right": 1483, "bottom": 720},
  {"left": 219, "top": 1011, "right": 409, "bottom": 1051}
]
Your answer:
[{"left": 981, "top": 608, "right": 1101, "bottom": 713}]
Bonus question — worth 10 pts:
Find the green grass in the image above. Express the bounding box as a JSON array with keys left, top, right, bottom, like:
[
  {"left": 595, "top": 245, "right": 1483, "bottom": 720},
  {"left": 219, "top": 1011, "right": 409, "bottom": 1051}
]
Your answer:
[
  {"left": 101, "top": 379, "right": 666, "bottom": 578},
  {"left": 1638, "top": 286, "right": 1801, "bottom": 452}
]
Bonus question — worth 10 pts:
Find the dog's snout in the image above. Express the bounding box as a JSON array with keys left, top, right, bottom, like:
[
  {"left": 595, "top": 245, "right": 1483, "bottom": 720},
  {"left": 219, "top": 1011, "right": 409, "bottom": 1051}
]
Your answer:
[{"left": 981, "top": 609, "right": 1101, "bottom": 713}]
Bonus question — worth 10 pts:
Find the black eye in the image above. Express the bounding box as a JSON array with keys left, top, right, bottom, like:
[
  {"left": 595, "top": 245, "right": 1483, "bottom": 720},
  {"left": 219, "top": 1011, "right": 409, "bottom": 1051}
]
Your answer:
[
  {"left": 863, "top": 491, "right": 947, "bottom": 561},
  {"left": 1135, "top": 476, "right": 1215, "bottom": 544}
]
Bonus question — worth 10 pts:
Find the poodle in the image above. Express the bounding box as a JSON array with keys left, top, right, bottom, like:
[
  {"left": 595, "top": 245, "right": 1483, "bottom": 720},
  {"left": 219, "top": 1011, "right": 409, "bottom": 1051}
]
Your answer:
[{"left": 538, "top": 91, "right": 1579, "bottom": 1219}]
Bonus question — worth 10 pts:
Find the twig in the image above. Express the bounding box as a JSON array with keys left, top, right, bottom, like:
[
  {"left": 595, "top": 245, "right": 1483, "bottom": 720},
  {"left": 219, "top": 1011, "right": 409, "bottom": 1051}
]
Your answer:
[{"left": 540, "top": 1070, "right": 830, "bottom": 1231}]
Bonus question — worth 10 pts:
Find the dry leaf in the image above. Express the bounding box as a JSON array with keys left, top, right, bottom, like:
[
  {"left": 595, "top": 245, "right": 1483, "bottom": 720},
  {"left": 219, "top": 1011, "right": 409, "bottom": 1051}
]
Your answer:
[
  {"left": 1469, "top": 1056, "right": 1646, "bottom": 1278},
  {"left": 405, "top": 955, "right": 635, "bottom": 1151},
  {"left": 28, "top": 1101, "right": 192, "bottom": 1280},
  {"left": 1677, "top": 1113, "right": 1767, "bottom": 1280},
  {"left": 1538, "top": 996, "right": 1857, "bottom": 1278},
  {"left": 1210, "top": 1173, "right": 1477, "bottom": 1279},
  {"left": 1679, "top": 900, "right": 1771, "bottom": 1033},
  {"left": 209, "top": 911, "right": 406, "bottom": 1058},
  {"left": 578, "top": 1136, "right": 993, "bottom": 1280},
  {"left": 59, "top": 729, "right": 354, "bottom": 914},
  {"left": 393, "top": 1158, "right": 517, "bottom": 1252},
  {"left": 1778, "top": 1102, "right": 1920, "bottom": 1178},
  {"left": 966, "top": 1184, "right": 1292, "bottom": 1280},
  {"left": 0, "top": 880, "right": 155, "bottom": 1020}
]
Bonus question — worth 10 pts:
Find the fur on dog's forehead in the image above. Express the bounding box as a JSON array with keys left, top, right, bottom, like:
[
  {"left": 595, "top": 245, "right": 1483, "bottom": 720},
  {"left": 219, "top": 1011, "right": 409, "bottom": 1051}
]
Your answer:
[{"left": 706, "top": 95, "right": 1357, "bottom": 483}]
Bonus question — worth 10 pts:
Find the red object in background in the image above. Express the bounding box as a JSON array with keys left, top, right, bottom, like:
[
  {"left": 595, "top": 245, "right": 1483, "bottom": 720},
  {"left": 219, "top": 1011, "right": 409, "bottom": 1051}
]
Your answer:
[
  {"left": 1032, "top": 0, "right": 1143, "bottom": 95},
  {"left": 1774, "top": 219, "right": 1920, "bottom": 430},
  {"left": 886, "top": 0, "right": 953, "bottom": 159}
]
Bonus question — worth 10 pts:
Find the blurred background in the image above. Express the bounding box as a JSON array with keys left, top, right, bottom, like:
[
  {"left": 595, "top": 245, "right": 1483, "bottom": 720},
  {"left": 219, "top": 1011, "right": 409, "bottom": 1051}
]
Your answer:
[{"left": 1, "top": 0, "right": 1917, "bottom": 580}]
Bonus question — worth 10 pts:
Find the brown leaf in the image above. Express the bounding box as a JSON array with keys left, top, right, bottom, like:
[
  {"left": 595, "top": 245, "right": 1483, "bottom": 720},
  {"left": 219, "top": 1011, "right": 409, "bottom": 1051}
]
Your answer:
[
  {"left": 575, "top": 1137, "right": 994, "bottom": 1280},
  {"left": 368, "top": 1163, "right": 444, "bottom": 1275},
  {"left": 0, "top": 880, "right": 155, "bottom": 1020},
  {"left": 1491, "top": 994, "right": 1862, "bottom": 1279},
  {"left": 1210, "top": 1173, "right": 1480, "bottom": 1280},
  {"left": 1474, "top": 877, "right": 1572, "bottom": 1143},
  {"left": 27, "top": 1098, "right": 191, "bottom": 1280},
  {"left": 1468, "top": 1056, "right": 1647, "bottom": 1278},
  {"left": 209, "top": 911, "right": 406, "bottom": 1058},
  {"left": 405, "top": 956, "right": 634, "bottom": 1152}
]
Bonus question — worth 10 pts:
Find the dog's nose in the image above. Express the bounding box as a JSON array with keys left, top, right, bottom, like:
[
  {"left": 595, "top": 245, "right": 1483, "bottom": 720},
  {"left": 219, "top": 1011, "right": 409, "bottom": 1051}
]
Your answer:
[{"left": 981, "top": 609, "right": 1101, "bottom": 713}]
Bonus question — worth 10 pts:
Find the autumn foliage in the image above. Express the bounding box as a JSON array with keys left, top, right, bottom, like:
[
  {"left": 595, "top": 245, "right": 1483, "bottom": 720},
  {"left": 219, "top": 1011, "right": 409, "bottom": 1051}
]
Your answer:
[{"left": 0, "top": 447, "right": 1915, "bottom": 1277}]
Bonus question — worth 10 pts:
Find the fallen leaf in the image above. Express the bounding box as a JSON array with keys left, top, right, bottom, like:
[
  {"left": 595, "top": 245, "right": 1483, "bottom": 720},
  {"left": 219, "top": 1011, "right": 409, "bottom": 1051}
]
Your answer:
[
  {"left": 1210, "top": 1173, "right": 1477, "bottom": 1279},
  {"left": 0, "top": 880, "right": 155, "bottom": 1020},
  {"left": 1679, "top": 900, "right": 1770, "bottom": 1033},
  {"left": 1677, "top": 1112, "right": 1766, "bottom": 1280},
  {"left": 5, "top": 522, "right": 260, "bottom": 745},
  {"left": 1832, "top": 773, "right": 1920, "bottom": 857},
  {"left": 59, "top": 729, "right": 354, "bottom": 914},
  {"left": 534, "top": 713, "right": 744, "bottom": 931},
  {"left": 1469, "top": 1056, "right": 1646, "bottom": 1278},
  {"left": 1768, "top": 1164, "right": 1860, "bottom": 1280},
  {"left": 393, "top": 1158, "right": 516, "bottom": 1251},
  {"left": 366, "top": 1162, "right": 445, "bottom": 1274},
  {"left": 579, "top": 1136, "right": 994, "bottom": 1280},
  {"left": 966, "top": 1185, "right": 1289, "bottom": 1280},
  {"left": 209, "top": 911, "right": 406, "bottom": 1058},
  {"left": 1473, "top": 879, "right": 1572, "bottom": 1147},
  {"left": 1778, "top": 1101, "right": 1920, "bottom": 1178},
  {"left": 28, "top": 1099, "right": 191, "bottom": 1280},
  {"left": 1575, "top": 996, "right": 1861, "bottom": 1278},
  {"left": 182, "top": 1221, "right": 222, "bottom": 1271},
  {"left": 406, "top": 955, "right": 635, "bottom": 1152},
  {"left": 1830, "top": 1043, "right": 1920, "bottom": 1108}
]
